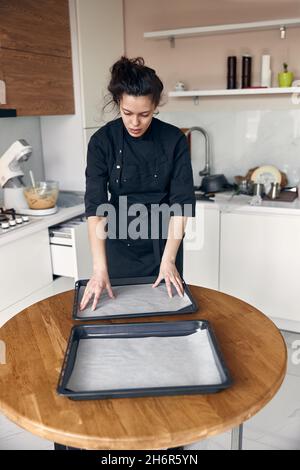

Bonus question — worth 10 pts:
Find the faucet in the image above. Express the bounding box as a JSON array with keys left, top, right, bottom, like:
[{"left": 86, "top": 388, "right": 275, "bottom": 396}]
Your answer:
[{"left": 185, "top": 127, "right": 211, "bottom": 176}]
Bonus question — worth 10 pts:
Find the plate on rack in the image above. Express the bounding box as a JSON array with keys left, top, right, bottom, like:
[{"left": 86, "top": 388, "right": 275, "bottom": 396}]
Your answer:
[{"left": 250, "top": 165, "right": 282, "bottom": 193}]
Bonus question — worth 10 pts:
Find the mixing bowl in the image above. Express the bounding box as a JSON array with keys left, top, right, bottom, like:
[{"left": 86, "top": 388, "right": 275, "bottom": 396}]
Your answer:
[{"left": 24, "top": 181, "right": 59, "bottom": 210}]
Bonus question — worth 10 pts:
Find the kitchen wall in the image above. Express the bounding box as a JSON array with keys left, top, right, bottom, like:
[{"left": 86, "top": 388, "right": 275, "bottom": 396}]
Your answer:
[
  {"left": 0, "top": 117, "right": 45, "bottom": 203},
  {"left": 123, "top": 0, "right": 300, "bottom": 186}
]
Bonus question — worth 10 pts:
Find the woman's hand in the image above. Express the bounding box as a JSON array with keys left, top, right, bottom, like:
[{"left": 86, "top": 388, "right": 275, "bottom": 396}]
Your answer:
[
  {"left": 79, "top": 269, "right": 115, "bottom": 311},
  {"left": 152, "top": 259, "right": 184, "bottom": 298}
]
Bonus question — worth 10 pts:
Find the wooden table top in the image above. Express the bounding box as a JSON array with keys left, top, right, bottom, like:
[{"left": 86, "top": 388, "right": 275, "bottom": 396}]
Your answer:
[{"left": 0, "top": 286, "right": 287, "bottom": 450}]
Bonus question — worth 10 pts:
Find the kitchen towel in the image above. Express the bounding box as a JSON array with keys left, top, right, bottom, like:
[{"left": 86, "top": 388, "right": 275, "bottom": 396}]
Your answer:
[{"left": 66, "top": 329, "right": 223, "bottom": 392}]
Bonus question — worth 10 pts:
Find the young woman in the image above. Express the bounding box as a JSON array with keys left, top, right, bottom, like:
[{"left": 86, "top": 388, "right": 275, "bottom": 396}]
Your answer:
[{"left": 80, "top": 57, "right": 195, "bottom": 311}]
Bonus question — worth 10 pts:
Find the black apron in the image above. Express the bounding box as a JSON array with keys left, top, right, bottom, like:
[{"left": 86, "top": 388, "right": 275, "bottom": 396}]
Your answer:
[{"left": 105, "top": 123, "right": 183, "bottom": 279}]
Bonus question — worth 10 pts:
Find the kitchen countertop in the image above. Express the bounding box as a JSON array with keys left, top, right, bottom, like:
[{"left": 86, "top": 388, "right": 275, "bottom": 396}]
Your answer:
[
  {"left": 196, "top": 191, "right": 300, "bottom": 216},
  {"left": 1, "top": 191, "right": 299, "bottom": 248},
  {"left": 0, "top": 203, "right": 85, "bottom": 247}
]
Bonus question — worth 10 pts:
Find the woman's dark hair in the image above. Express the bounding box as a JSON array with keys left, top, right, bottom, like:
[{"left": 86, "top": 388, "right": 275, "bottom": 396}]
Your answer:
[{"left": 107, "top": 56, "right": 164, "bottom": 108}]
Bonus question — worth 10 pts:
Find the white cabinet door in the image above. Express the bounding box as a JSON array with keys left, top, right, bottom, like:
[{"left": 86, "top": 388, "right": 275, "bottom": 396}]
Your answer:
[
  {"left": 183, "top": 205, "right": 220, "bottom": 289},
  {"left": 220, "top": 211, "right": 300, "bottom": 322},
  {"left": 0, "top": 230, "right": 53, "bottom": 311},
  {"left": 76, "top": 0, "right": 124, "bottom": 128}
]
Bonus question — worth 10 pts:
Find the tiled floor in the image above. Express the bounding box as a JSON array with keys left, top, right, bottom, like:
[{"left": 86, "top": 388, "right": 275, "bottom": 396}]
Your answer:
[{"left": 0, "top": 277, "right": 299, "bottom": 450}]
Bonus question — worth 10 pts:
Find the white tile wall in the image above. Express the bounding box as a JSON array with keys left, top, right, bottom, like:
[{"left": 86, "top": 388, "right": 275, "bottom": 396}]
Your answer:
[{"left": 159, "top": 109, "right": 300, "bottom": 188}]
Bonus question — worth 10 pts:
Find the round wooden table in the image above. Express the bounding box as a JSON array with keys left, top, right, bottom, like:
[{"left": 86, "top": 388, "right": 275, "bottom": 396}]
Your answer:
[{"left": 0, "top": 286, "right": 287, "bottom": 450}]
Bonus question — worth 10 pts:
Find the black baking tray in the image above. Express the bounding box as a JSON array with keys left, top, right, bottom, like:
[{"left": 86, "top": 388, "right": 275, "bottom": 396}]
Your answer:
[
  {"left": 73, "top": 276, "right": 198, "bottom": 321},
  {"left": 57, "top": 320, "right": 232, "bottom": 400}
]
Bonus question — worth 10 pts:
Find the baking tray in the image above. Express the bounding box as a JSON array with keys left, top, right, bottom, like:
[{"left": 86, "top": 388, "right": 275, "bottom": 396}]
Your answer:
[
  {"left": 73, "top": 276, "right": 198, "bottom": 321},
  {"left": 57, "top": 320, "right": 232, "bottom": 400}
]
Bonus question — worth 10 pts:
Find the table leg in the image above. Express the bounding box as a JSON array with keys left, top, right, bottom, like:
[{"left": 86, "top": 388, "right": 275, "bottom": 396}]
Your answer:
[
  {"left": 54, "top": 442, "right": 83, "bottom": 450},
  {"left": 231, "top": 424, "right": 243, "bottom": 450}
]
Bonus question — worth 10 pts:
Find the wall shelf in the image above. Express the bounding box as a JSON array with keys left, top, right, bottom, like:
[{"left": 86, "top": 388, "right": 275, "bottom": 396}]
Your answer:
[
  {"left": 168, "top": 87, "right": 300, "bottom": 98},
  {"left": 144, "top": 18, "right": 300, "bottom": 42}
]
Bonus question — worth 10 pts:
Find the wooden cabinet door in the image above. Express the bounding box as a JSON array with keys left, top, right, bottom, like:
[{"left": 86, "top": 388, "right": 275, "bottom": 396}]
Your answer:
[
  {"left": 1, "top": 48, "right": 74, "bottom": 116},
  {"left": 0, "top": 0, "right": 71, "bottom": 57},
  {"left": 0, "top": 0, "right": 74, "bottom": 115}
]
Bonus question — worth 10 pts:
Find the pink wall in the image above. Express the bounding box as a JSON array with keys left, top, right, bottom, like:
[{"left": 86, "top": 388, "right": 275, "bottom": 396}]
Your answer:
[{"left": 123, "top": 0, "right": 300, "bottom": 95}]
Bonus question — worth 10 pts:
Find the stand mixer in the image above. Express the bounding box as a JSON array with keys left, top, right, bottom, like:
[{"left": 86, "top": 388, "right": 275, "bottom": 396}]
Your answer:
[{"left": 0, "top": 139, "right": 32, "bottom": 210}]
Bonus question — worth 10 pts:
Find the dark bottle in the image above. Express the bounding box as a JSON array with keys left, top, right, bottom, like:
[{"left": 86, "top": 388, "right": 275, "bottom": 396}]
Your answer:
[
  {"left": 242, "top": 55, "right": 252, "bottom": 88},
  {"left": 227, "top": 56, "right": 237, "bottom": 89}
]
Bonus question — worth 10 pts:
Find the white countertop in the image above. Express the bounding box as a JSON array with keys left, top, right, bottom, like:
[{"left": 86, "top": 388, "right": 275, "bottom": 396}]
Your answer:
[
  {"left": 0, "top": 203, "right": 85, "bottom": 247},
  {"left": 1, "top": 192, "right": 300, "bottom": 248},
  {"left": 196, "top": 191, "right": 300, "bottom": 216}
]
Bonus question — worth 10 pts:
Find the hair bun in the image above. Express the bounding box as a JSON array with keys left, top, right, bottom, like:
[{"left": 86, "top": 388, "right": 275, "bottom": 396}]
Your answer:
[{"left": 107, "top": 56, "right": 164, "bottom": 108}]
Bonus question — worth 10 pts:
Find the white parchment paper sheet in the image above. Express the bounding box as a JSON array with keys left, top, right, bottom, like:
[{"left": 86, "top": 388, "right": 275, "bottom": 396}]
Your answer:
[{"left": 67, "top": 329, "right": 223, "bottom": 392}]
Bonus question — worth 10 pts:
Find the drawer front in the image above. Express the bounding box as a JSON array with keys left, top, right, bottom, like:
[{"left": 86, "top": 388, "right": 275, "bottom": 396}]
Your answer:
[
  {"left": 49, "top": 215, "right": 93, "bottom": 279},
  {"left": 50, "top": 244, "right": 75, "bottom": 277}
]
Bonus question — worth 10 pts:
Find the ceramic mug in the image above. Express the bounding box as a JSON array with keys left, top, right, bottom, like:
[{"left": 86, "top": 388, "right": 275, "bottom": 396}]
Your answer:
[{"left": 174, "top": 81, "right": 186, "bottom": 91}]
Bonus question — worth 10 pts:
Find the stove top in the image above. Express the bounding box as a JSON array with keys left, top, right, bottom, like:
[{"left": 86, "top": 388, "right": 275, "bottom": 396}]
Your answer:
[{"left": 0, "top": 207, "right": 33, "bottom": 235}]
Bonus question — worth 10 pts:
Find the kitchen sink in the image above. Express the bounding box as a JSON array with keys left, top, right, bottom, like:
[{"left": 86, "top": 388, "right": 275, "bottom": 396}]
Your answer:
[{"left": 56, "top": 190, "right": 85, "bottom": 208}]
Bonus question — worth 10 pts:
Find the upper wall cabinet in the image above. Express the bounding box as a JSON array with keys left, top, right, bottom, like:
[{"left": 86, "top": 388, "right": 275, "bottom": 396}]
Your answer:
[
  {"left": 0, "top": 0, "right": 74, "bottom": 116},
  {"left": 0, "top": 0, "right": 71, "bottom": 57}
]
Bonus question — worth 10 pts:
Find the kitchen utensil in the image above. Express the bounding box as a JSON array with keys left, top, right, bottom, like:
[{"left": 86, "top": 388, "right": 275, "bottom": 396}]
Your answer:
[
  {"left": 237, "top": 178, "right": 254, "bottom": 195},
  {"left": 250, "top": 165, "right": 282, "bottom": 194},
  {"left": 236, "top": 167, "right": 287, "bottom": 189},
  {"left": 267, "top": 182, "right": 280, "bottom": 200},
  {"left": 200, "top": 174, "right": 230, "bottom": 193},
  {"left": 29, "top": 170, "right": 36, "bottom": 188},
  {"left": 174, "top": 81, "right": 186, "bottom": 91},
  {"left": 23, "top": 180, "right": 59, "bottom": 210},
  {"left": 253, "top": 182, "right": 265, "bottom": 197},
  {"left": 3, "top": 187, "right": 28, "bottom": 211},
  {"left": 57, "top": 320, "right": 232, "bottom": 400},
  {"left": 74, "top": 276, "right": 197, "bottom": 321},
  {"left": 0, "top": 140, "right": 32, "bottom": 188}
]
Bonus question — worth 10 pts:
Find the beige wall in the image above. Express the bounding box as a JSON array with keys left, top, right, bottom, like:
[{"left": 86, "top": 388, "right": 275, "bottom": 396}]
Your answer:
[{"left": 123, "top": 0, "right": 300, "bottom": 111}]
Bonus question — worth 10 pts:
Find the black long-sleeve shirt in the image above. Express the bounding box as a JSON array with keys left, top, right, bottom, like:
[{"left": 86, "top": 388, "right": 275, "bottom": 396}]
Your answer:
[{"left": 84, "top": 117, "right": 196, "bottom": 218}]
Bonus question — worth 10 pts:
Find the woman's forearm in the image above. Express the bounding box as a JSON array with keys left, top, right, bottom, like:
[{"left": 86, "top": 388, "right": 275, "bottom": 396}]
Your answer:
[
  {"left": 161, "top": 216, "right": 187, "bottom": 263},
  {"left": 87, "top": 216, "right": 108, "bottom": 273}
]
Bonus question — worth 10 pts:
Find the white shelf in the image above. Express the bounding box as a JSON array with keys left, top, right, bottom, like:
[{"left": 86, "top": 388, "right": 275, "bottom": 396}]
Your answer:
[
  {"left": 168, "top": 87, "right": 300, "bottom": 98},
  {"left": 144, "top": 18, "right": 300, "bottom": 40}
]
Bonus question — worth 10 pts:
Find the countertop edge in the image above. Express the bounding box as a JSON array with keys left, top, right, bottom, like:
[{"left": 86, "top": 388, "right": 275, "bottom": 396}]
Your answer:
[{"left": 0, "top": 204, "right": 85, "bottom": 248}]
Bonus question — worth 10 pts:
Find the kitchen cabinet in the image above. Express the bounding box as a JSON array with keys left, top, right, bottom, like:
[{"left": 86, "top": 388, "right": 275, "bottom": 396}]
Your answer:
[
  {"left": 0, "top": 0, "right": 74, "bottom": 116},
  {"left": 220, "top": 211, "right": 300, "bottom": 324},
  {"left": 0, "top": 230, "right": 53, "bottom": 311},
  {"left": 183, "top": 204, "right": 220, "bottom": 290},
  {"left": 0, "top": 48, "right": 74, "bottom": 116},
  {"left": 0, "top": 0, "right": 71, "bottom": 56}
]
